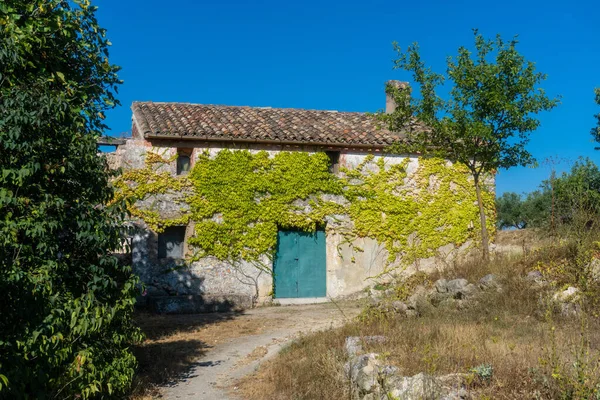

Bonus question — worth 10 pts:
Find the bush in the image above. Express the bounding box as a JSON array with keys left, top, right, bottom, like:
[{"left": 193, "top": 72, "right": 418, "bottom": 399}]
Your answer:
[{"left": 0, "top": 1, "right": 142, "bottom": 398}]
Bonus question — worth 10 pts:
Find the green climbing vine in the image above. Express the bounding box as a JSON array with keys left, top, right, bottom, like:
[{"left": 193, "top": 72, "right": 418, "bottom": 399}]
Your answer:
[
  {"left": 186, "top": 150, "right": 343, "bottom": 264},
  {"left": 343, "top": 155, "right": 495, "bottom": 265},
  {"left": 112, "top": 150, "right": 192, "bottom": 229},
  {"left": 113, "top": 148, "right": 495, "bottom": 271}
]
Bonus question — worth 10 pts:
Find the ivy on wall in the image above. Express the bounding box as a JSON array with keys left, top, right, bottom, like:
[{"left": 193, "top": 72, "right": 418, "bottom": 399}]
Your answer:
[
  {"left": 186, "top": 150, "right": 343, "bottom": 264},
  {"left": 113, "top": 148, "right": 495, "bottom": 270},
  {"left": 344, "top": 155, "right": 495, "bottom": 264}
]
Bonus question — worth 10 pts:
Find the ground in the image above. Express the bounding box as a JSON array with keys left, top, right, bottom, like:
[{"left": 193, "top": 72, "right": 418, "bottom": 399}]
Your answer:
[
  {"left": 130, "top": 301, "right": 362, "bottom": 399},
  {"left": 230, "top": 235, "right": 600, "bottom": 400},
  {"left": 130, "top": 230, "right": 600, "bottom": 400}
]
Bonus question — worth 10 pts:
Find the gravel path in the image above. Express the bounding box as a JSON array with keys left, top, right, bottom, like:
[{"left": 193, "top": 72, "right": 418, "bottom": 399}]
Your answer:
[{"left": 159, "top": 302, "right": 361, "bottom": 400}]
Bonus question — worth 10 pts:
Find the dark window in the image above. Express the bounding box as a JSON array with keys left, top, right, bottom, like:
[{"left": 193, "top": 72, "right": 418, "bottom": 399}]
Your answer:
[
  {"left": 176, "top": 154, "right": 191, "bottom": 175},
  {"left": 326, "top": 151, "right": 340, "bottom": 174},
  {"left": 158, "top": 226, "right": 186, "bottom": 259}
]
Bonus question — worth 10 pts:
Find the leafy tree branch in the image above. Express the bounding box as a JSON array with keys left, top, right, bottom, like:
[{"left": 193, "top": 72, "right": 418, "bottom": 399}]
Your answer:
[{"left": 380, "top": 30, "right": 559, "bottom": 260}]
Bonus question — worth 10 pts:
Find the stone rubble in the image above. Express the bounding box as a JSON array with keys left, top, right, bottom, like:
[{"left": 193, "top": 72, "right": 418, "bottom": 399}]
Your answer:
[
  {"left": 344, "top": 336, "right": 470, "bottom": 400},
  {"left": 371, "top": 276, "right": 498, "bottom": 318},
  {"left": 369, "top": 268, "right": 588, "bottom": 333}
]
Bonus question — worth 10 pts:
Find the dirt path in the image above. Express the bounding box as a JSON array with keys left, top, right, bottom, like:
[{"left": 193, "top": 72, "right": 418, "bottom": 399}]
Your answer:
[{"left": 155, "top": 302, "right": 361, "bottom": 400}]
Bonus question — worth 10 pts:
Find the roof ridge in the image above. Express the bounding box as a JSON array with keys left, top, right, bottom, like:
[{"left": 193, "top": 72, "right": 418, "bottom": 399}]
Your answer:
[{"left": 132, "top": 101, "right": 363, "bottom": 115}]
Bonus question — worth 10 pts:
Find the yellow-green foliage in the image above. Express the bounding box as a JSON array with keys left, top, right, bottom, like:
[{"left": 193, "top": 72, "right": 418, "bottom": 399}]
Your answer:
[
  {"left": 114, "top": 149, "right": 495, "bottom": 268},
  {"left": 344, "top": 155, "right": 495, "bottom": 263},
  {"left": 112, "top": 151, "right": 192, "bottom": 229},
  {"left": 185, "top": 150, "right": 343, "bottom": 262}
]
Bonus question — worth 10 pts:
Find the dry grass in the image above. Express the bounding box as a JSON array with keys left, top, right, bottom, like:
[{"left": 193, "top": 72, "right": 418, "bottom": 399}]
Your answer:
[{"left": 237, "top": 238, "right": 600, "bottom": 400}]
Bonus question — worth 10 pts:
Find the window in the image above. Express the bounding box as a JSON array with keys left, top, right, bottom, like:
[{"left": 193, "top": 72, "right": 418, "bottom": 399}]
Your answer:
[
  {"left": 325, "top": 151, "right": 340, "bottom": 174},
  {"left": 158, "top": 226, "right": 186, "bottom": 259},
  {"left": 176, "top": 150, "right": 191, "bottom": 175}
]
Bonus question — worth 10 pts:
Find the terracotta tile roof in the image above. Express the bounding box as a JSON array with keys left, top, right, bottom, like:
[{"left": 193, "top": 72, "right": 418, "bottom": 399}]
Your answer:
[{"left": 132, "top": 102, "right": 408, "bottom": 148}]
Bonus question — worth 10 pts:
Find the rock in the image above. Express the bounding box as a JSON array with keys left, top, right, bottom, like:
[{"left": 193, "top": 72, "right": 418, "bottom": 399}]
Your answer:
[
  {"left": 526, "top": 270, "right": 543, "bottom": 280},
  {"left": 429, "top": 291, "right": 451, "bottom": 306},
  {"left": 526, "top": 270, "right": 547, "bottom": 287},
  {"left": 446, "top": 279, "right": 468, "bottom": 294},
  {"left": 349, "top": 353, "right": 382, "bottom": 394},
  {"left": 392, "top": 301, "right": 408, "bottom": 313},
  {"left": 345, "top": 336, "right": 387, "bottom": 359},
  {"left": 552, "top": 287, "right": 581, "bottom": 316},
  {"left": 380, "top": 365, "right": 399, "bottom": 376},
  {"left": 345, "top": 338, "right": 471, "bottom": 400},
  {"left": 589, "top": 258, "right": 600, "bottom": 281},
  {"left": 345, "top": 336, "right": 363, "bottom": 358},
  {"left": 368, "top": 287, "right": 384, "bottom": 307},
  {"left": 435, "top": 279, "right": 449, "bottom": 293},
  {"left": 386, "top": 372, "right": 443, "bottom": 399},
  {"left": 385, "top": 372, "right": 470, "bottom": 400},
  {"left": 460, "top": 283, "right": 479, "bottom": 298},
  {"left": 553, "top": 286, "right": 580, "bottom": 302},
  {"left": 478, "top": 274, "right": 500, "bottom": 290},
  {"left": 442, "top": 388, "right": 470, "bottom": 400},
  {"left": 442, "top": 279, "right": 478, "bottom": 299},
  {"left": 406, "top": 285, "right": 429, "bottom": 310},
  {"left": 437, "top": 297, "right": 459, "bottom": 308},
  {"left": 369, "top": 287, "right": 383, "bottom": 299}
]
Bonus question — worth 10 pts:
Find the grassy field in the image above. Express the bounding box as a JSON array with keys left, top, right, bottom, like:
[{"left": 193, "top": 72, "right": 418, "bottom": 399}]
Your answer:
[{"left": 236, "top": 234, "right": 600, "bottom": 399}]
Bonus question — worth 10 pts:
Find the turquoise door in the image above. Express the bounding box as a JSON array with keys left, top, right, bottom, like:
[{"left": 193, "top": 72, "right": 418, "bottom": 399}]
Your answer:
[{"left": 273, "top": 230, "right": 326, "bottom": 298}]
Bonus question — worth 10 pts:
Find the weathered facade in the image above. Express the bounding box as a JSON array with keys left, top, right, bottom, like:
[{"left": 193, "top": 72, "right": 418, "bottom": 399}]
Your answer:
[{"left": 107, "top": 82, "right": 494, "bottom": 311}]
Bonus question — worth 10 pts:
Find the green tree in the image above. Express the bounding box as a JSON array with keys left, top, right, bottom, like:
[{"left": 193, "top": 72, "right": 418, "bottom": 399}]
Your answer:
[
  {"left": 521, "top": 189, "right": 551, "bottom": 228},
  {"left": 551, "top": 158, "right": 600, "bottom": 227},
  {"left": 496, "top": 192, "right": 526, "bottom": 229},
  {"left": 509, "top": 159, "right": 600, "bottom": 232},
  {"left": 0, "top": 1, "right": 142, "bottom": 398},
  {"left": 380, "top": 30, "right": 559, "bottom": 260},
  {"left": 593, "top": 88, "right": 600, "bottom": 149}
]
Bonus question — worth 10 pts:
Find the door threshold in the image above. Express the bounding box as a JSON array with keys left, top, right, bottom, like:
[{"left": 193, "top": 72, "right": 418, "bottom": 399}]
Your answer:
[{"left": 274, "top": 297, "right": 329, "bottom": 305}]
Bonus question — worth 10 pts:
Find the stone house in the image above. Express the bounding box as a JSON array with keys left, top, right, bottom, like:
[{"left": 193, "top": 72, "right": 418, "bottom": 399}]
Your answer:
[{"left": 107, "top": 82, "right": 493, "bottom": 311}]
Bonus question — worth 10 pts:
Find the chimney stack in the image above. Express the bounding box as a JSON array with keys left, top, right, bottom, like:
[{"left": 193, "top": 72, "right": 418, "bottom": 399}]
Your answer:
[{"left": 385, "top": 80, "right": 409, "bottom": 114}]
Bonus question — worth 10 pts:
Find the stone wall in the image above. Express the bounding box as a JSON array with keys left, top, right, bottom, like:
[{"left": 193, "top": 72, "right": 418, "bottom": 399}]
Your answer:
[{"left": 114, "top": 138, "right": 489, "bottom": 309}]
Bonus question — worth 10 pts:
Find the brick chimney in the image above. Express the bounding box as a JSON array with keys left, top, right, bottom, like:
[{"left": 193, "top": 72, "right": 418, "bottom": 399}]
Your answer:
[{"left": 385, "top": 80, "right": 409, "bottom": 114}]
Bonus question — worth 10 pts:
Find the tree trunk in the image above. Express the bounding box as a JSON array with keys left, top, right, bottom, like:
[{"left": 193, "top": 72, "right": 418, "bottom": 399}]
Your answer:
[{"left": 474, "top": 175, "right": 490, "bottom": 262}]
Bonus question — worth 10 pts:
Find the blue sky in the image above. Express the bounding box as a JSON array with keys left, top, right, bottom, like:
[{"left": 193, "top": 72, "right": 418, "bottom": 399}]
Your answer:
[{"left": 96, "top": 0, "right": 600, "bottom": 196}]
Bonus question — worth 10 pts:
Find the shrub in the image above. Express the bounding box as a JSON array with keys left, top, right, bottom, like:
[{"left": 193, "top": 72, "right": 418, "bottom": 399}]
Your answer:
[{"left": 0, "top": 1, "right": 142, "bottom": 397}]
